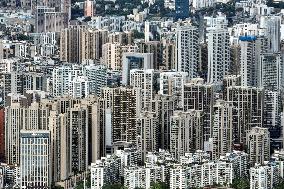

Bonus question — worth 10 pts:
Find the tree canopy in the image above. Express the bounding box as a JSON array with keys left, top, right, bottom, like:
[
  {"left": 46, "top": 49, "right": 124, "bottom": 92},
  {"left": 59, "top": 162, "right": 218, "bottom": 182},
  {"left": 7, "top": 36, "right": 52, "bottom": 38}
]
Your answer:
[
  {"left": 231, "top": 178, "right": 250, "bottom": 189},
  {"left": 150, "top": 182, "right": 168, "bottom": 189},
  {"left": 102, "top": 184, "right": 127, "bottom": 189}
]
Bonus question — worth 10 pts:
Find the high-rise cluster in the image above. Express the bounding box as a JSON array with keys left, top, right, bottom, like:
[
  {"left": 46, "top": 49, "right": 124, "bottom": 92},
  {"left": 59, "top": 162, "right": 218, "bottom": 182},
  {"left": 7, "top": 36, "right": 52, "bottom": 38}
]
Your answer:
[{"left": 1, "top": 0, "right": 284, "bottom": 188}]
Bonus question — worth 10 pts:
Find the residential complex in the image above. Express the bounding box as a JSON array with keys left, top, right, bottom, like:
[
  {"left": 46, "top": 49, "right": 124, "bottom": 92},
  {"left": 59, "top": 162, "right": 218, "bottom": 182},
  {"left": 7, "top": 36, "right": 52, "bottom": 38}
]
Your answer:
[{"left": 1, "top": 0, "right": 284, "bottom": 188}]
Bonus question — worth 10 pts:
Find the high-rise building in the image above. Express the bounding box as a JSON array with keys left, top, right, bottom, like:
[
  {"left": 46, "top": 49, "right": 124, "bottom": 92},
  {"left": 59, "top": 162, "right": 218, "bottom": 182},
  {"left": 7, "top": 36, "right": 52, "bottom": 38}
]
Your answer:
[
  {"left": 170, "top": 110, "right": 203, "bottom": 160},
  {"left": 84, "top": 0, "right": 94, "bottom": 17},
  {"left": 0, "top": 109, "right": 4, "bottom": 162},
  {"left": 20, "top": 130, "right": 51, "bottom": 189},
  {"left": 60, "top": 26, "right": 108, "bottom": 63},
  {"left": 102, "top": 42, "right": 138, "bottom": 71},
  {"left": 121, "top": 53, "right": 154, "bottom": 85},
  {"left": 230, "top": 44, "right": 241, "bottom": 76},
  {"left": 130, "top": 69, "right": 159, "bottom": 110},
  {"left": 23, "top": 101, "right": 50, "bottom": 130},
  {"left": 108, "top": 32, "right": 133, "bottom": 45},
  {"left": 124, "top": 166, "right": 164, "bottom": 189},
  {"left": 170, "top": 161, "right": 233, "bottom": 188},
  {"left": 35, "top": 6, "right": 68, "bottom": 33},
  {"left": 84, "top": 64, "right": 107, "bottom": 96},
  {"left": 225, "top": 86, "right": 264, "bottom": 144},
  {"left": 207, "top": 27, "right": 230, "bottom": 83},
  {"left": 47, "top": 96, "right": 104, "bottom": 182},
  {"left": 111, "top": 87, "right": 141, "bottom": 144},
  {"left": 102, "top": 42, "right": 122, "bottom": 70},
  {"left": 161, "top": 38, "right": 176, "bottom": 70},
  {"left": 246, "top": 127, "right": 270, "bottom": 166},
  {"left": 144, "top": 21, "right": 161, "bottom": 42},
  {"left": 52, "top": 64, "right": 107, "bottom": 97},
  {"left": 138, "top": 41, "right": 163, "bottom": 69},
  {"left": 225, "top": 151, "right": 249, "bottom": 178},
  {"left": 183, "top": 78, "right": 214, "bottom": 141},
  {"left": 159, "top": 71, "right": 188, "bottom": 108},
  {"left": 250, "top": 163, "right": 280, "bottom": 189},
  {"left": 91, "top": 155, "right": 122, "bottom": 188},
  {"left": 136, "top": 112, "right": 158, "bottom": 162},
  {"left": 259, "top": 53, "right": 282, "bottom": 91},
  {"left": 66, "top": 104, "right": 89, "bottom": 175},
  {"left": 69, "top": 76, "right": 90, "bottom": 98},
  {"left": 176, "top": 26, "right": 199, "bottom": 79},
  {"left": 192, "top": 0, "right": 215, "bottom": 10},
  {"left": 52, "top": 65, "right": 73, "bottom": 97},
  {"left": 89, "top": 97, "right": 107, "bottom": 161},
  {"left": 261, "top": 15, "right": 280, "bottom": 53},
  {"left": 48, "top": 110, "right": 68, "bottom": 182},
  {"left": 223, "top": 75, "right": 241, "bottom": 96},
  {"left": 5, "top": 102, "right": 23, "bottom": 165},
  {"left": 3, "top": 72, "right": 47, "bottom": 104},
  {"left": 263, "top": 91, "right": 281, "bottom": 138},
  {"left": 212, "top": 100, "right": 233, "bottom": 160},
  {"left": 239, "top": 36, "right": 267, "bottom": 87},
  {"left": 18, "top": 0, "right": 71, "bottom": 16},
  {"left": 154, "top": 95, "right": 176, "bottom": 150}
]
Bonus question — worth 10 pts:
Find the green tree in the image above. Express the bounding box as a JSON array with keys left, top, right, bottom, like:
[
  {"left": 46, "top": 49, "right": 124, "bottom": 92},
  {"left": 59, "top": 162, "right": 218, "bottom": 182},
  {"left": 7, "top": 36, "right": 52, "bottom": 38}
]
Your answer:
[
  {"left": 17, "top": 34, "right": 30, "bottom": 41},
  {"left": 132, "top": 30, "right": 144, "bottom": 39},
  {"left": 75, "top": 181, "right": 84, "bottom": 189},
  {"left": 231, "top": 178, "right": 250, "bottom": 189},
  {"left": 86, "top": 178, "right": 91, "bottom": 188},
  {"left": 150, "top": 182, "right": 167, "bottom": 189},
  {"left": 102, "top": 184, "right": 126, "bottom": 189},
  {"left": 274, "top": 178, "right": 284, "bottom": 189}
]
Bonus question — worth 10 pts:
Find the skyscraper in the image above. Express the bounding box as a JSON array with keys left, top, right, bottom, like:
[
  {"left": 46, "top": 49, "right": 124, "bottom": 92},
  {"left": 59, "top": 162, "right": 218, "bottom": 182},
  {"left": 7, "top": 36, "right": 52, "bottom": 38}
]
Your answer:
[
  {"left": 263, "top": 91, "right": 281, "bottom": 137},
  {"left": 162, "top": 38, "right": 176, "bottom": 70},
  {"left": 136, "top": 112, "right": 158, "bottom": 162},
  {"left": 5, "top": 102, "right": 23, "bottom": 165},
  {"left": 212, "top": 100, "right": 233, "bottom": 160},
  {"left": 207, "top": 27, "right": 230, "bottom": 83},
  {"left": 154, "top": 94, "right": 176, "bottom": 150},
  {"left": 35, "top": 6, "right": 68, "bottom": 33},
  {"left": 84, "top": 64, "right": 107, "bottom": 96},
  {"left": 239, "top": 36, "right": 262, "bottom": 87},
  {"left": 3, "top": 72, "right": 47, "bottom": 105},
  {"left": 250, "top": 163, "right": 280, "bottom": 189},
  {"left": 69, "top": 76, "right": 90, "bottom": 98},
  {"left": 84, "top": 0, "right": 94, "bottom": 17},
  {"left": 20, "top": 130, "right": 51, "bottom": 188},
  {"left": 259, "top": 53, "right": 282, "bottom": 91},
  {"left": 261, "top": 15, "right": 280, "bottom": 53},
  {"left": 183, "top": 78, "right": 214, "bottom": 141},
  {"left": 112, "top": 87, "right": 141, "bottom": 144},
  {"left": 225, "top": 86, "right": 264, "bottom": 144},
  {"left": 170, "top": 110, "right": 203, "bottom": 160},
  {"left": 0, "top": 108, "right": 4, "bottom": 162},
  {"left": 60, "top": 26, "right": 108, "bottom": 63},
  {"left": 138, "top": 41, "right": 163, "bottom": 69},
  {"left": 159, "top": 71, "right": 188, "bottom": 108},
  {"left": 130, "top": 69, "right": 159, "bottom": 111},
  {"left": 102, "top": 42, "right": 122, "bottom": 70},
  {"left": 23, "top": 101, "right": 50, "bottom": 130},
  {"left": 176, "top": 26, "right": 199, "bottom": 79},
  {"left": 121, "top": 53, "right": 154, "bottom": 85},
  {"left": 66, "top": 104, "right": 89, "bottom": 174},
  {"left": 52, "top": 65, "right": 72, "bottom": 97},
  {"left": 246, "top": 127, "right": 270, "bottom": 166}
]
